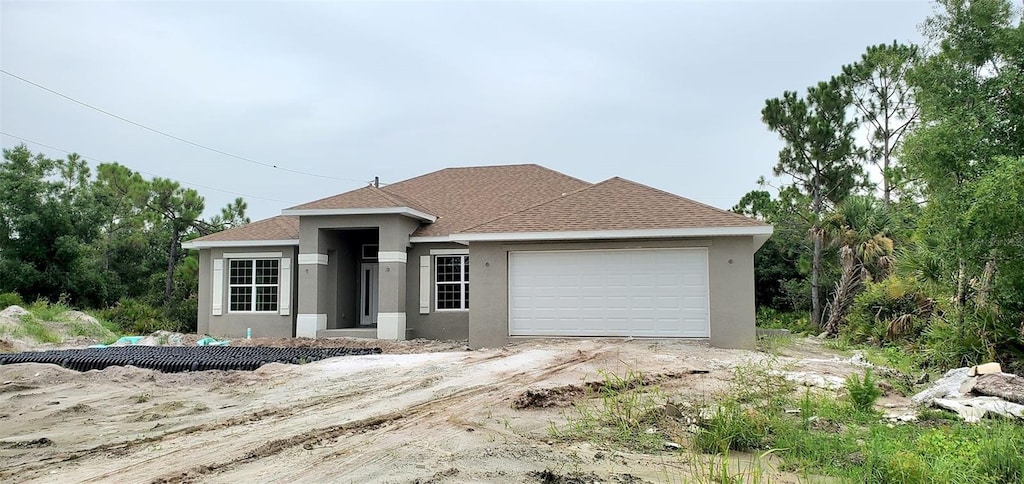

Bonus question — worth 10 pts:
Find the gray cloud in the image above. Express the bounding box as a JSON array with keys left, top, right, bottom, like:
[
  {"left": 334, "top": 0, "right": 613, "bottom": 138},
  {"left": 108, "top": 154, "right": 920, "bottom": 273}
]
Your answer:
[{"left": 1, "top": 0, "right": 932, "bottom": 220}]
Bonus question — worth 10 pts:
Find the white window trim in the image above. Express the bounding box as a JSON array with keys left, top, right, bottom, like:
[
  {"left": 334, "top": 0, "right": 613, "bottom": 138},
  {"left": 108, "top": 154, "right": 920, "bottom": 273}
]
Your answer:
[
  {"left": 362, "top": 244, "right": 379, "bottom": 260},
  {"left": 434, "top": 254, "right": 469, "bottom": 312},
  {"left": 228, "top": 258, "right": 280, "bottom": 313}
]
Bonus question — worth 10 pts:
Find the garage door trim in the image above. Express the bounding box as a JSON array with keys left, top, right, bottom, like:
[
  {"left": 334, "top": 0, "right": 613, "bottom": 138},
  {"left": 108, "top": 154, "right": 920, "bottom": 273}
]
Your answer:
[{"left": 507, "top": 247, "right": 710, "bottom": 338}]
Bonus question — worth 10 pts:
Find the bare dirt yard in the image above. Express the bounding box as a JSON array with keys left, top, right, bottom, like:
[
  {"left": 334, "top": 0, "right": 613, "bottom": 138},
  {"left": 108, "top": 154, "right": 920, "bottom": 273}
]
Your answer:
[{"left": 0, "top": 337, "right": 895, "bottom": 483}]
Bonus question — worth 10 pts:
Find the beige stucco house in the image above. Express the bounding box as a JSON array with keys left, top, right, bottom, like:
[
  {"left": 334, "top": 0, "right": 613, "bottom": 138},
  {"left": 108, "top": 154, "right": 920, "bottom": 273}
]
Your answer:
[{"left": 182, "top": 164, "right": 772, "bottom": 349}]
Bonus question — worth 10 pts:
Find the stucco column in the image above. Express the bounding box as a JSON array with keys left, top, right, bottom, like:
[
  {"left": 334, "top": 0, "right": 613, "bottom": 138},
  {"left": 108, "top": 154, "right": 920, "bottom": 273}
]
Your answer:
[
  {"left": 375, "top": 220, "right": 415, "bottom": 340},
  {"left": 296, "top": 227, "right": 330, "bottom": 338}
]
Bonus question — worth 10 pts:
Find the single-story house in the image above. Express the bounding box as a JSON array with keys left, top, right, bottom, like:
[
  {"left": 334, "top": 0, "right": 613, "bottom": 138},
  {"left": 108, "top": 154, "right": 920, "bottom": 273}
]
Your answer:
[{"left": 182, "top": 164, "right": 772, "bottom": 349}]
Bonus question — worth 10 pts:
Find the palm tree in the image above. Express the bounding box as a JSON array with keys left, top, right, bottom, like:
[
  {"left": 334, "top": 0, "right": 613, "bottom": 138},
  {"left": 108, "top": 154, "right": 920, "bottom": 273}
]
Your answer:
[{"left": 822, "top": 196, "right": 896, "bottom": 335}]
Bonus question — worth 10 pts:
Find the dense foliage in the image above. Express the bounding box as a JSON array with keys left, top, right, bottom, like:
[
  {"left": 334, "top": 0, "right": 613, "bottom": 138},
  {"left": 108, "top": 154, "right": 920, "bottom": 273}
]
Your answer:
[
  {"left": 745, "top": 0, "right": 1024, "bottom": 371},
  {"left": 0, "top": 145, "right": 248, "bottom": 331}
]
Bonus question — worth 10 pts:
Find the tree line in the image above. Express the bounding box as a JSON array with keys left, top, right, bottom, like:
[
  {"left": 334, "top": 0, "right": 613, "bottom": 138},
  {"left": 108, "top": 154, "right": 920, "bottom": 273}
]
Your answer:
[
  {"left": 740, "top": 0, "right": 1023, "bottom": 369},
  {"left": 0, "top": 145, "right": 248, "bottom": 330}
]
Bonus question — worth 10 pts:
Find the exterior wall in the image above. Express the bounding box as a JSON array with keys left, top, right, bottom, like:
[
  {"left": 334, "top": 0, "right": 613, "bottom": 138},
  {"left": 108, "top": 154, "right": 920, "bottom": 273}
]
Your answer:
[
  {"left": 197, "top": 245, "right": 298, "bottom": 339},
  {"left": 406, "top": 243, "right": 471, "bottom": 340},
  {"left": 467, "top": 237, "right": 757, "bottom": 349},
  {"left": 296, "top": 214, "right": 420, "bottom": 338},
  {"left": 707, "top": 237, "right": 756, "bottom": 349}
]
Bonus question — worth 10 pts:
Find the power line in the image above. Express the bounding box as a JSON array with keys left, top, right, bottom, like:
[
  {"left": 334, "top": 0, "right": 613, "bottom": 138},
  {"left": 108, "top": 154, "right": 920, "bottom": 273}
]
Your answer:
[
  {"left": 1, "top": 132, "right": 300, "bottom": 204},
  {"left": 0, "top": 68, "right": 371, "bottom": 184}
]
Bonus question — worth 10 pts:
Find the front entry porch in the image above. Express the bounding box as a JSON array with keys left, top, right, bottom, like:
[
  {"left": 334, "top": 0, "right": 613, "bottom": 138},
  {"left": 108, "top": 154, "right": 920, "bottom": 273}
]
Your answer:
[{"left": 294, "top": 214, "right": 421, "bottom": 340}]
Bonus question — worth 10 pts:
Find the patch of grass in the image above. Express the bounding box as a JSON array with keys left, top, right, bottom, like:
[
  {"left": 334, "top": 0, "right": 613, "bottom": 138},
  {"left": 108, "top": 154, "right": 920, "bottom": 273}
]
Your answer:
[
  {"left": 756, "top": 333, "right": 794, "bottom": 354},
  {"left": 693, "top": 402, "right": 773, "bottom": 453},
  {"left": 0, "top": 292, "right": 23, "bottom": 309},
  {"left": 548, "top": 369, "right": 666, "bottom": 452},
  {"left": 16, "top": 315, "right": 61, "bottom": 344},
  {"left": 27, "top": 298, "right": 72, "bottom": 322}
]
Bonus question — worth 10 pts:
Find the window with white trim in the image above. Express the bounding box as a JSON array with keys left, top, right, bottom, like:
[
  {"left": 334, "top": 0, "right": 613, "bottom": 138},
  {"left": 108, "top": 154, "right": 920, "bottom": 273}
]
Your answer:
[
  {"left": 435, "top": 255, "right": 469, "bottom": 310},
  {"left": 229, "top": 259, "right": 279, "bottom": 312}
]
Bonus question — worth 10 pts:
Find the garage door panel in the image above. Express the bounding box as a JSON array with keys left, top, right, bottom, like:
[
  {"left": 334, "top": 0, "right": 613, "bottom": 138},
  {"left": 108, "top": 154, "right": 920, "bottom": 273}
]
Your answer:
[{"left": 509, "top": 249, "right": 709, "bottom": 338}]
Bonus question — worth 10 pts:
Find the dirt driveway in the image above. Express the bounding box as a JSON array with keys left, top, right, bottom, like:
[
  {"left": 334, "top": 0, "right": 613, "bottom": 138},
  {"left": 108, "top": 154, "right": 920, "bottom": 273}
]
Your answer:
[{"left": 0, "top": 338, "right": 879, "bottom": 483}]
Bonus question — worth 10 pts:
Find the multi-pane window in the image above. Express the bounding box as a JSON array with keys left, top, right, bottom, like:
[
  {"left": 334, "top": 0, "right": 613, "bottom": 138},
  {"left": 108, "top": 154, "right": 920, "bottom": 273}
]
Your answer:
[
  {"left": 229, "top": 259, "right": 279, "bottom": 312},
  {"left": 435, "top": 255, "right": 469, "bottom": 310}
]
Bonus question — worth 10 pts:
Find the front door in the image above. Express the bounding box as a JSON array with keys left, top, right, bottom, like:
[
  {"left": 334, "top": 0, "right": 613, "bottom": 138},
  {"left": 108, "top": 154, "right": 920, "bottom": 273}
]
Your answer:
[{"left": 359, "top": 263, "right": 379, "bottom": 325}]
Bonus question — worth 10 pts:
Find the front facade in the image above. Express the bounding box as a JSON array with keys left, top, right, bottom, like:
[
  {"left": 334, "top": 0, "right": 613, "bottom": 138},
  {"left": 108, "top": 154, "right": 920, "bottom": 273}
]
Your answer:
[{"left": 184, "top": 165, "right": 772, "bottom": 349}]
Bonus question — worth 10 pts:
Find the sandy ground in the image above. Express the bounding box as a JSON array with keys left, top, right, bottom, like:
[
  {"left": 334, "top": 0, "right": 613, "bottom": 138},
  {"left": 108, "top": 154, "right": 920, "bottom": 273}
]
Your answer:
[{"left": 0, "top": 338, "right": 902, "bottom": 483}]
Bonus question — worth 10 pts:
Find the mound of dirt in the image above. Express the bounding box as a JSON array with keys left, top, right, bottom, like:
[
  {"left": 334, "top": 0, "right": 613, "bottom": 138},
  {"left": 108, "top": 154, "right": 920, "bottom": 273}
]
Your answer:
[{"left": 512, "top": 385, "right": 586, "bottom": 409}]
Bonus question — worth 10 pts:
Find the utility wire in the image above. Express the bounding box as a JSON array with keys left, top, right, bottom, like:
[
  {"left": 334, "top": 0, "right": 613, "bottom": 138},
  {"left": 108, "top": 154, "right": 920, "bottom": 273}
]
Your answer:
[
  {"left": 1, "top": 131, "right": 299, "bottom": 204},
  {"left": 0, "top": 68, "right": 371, "bottom": 183}
]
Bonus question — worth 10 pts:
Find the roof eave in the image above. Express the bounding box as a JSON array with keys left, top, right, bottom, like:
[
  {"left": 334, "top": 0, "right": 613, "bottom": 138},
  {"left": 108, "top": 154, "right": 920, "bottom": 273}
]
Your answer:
[
  {"left": 280, "top": 207, "right": 437, "bottom": 222},
  {"left": 182, "top": 239, "right": 300, "bottom": 249},
  {"left": 411, "top": 226, "right": 774, "bottom": 244}
]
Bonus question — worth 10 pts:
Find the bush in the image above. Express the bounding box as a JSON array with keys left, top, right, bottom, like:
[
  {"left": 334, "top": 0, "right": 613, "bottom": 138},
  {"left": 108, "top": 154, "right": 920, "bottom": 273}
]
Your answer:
[
  {"left": 756, "top": 307, "right": 815, "bottom": 334},
  {"left": 844, "top": 276, "right": 936, "bottom": 344},
  {"left": 99, "top": 298, "right": 184, "bottom": 334},
  {"left": 921, "top": 306, "right": 1024, "bottom": 369},
  {"left": 0, "top": 292, "right": 22, "bottom": 309},
  {"left": 846, "top": 369, "right": 882, "bottom": 413}
]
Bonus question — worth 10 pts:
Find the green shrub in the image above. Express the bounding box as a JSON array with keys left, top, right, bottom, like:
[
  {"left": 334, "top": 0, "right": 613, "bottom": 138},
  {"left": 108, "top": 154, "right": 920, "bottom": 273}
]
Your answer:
[
  {"left": 845, "top": 276, "right": 935, "bottom": 344},
  {"left": 756, "top": 307, "right": 815, "bottom": 334},
  {"left": 0, "top": 292, "right": 23, "bottom": 309},
  {"left": 99, "top": 298, "right": 183, "bottom": 334},
  {"left": 27, "top": 297, "right": 72, "bottom": 322},
  {"left": 846, "top": 369, "right": 882, "bottom": 413},
  {"left": 920, "top": 305, "right": 1024, "bottom": 369}
]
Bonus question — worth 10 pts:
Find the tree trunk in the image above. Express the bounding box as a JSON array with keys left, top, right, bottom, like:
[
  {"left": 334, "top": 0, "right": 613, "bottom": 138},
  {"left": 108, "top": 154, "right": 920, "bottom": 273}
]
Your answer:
[
  {"left": 823, "top": 246, "right": 862, "bottom": 336},
  {"left": 165, "top": 229, "right": 179, "bottom": 300},
  {"left": 810, "top": 189, "right": 823, "bottom": 330},
  {"left": 882, "top": 110, "right": 892, "bottom": 205},
  {"left": 955, "top": 257, "right": 967, "bottom": 326}
]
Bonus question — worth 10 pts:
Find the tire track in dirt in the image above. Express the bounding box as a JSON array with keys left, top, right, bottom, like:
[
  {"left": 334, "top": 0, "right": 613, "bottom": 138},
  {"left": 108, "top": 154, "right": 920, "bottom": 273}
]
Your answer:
[
  {"left": 150, "top": 348, "right": 605, "bottom": 483},
  {"left": 3, "top": 355, "right": 465, "bottom": 482}
]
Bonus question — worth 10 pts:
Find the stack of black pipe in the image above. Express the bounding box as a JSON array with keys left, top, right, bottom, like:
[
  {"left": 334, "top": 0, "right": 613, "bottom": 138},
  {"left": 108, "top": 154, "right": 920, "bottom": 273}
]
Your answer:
[{"left": 0, "top": 346, "right": 382, "bottom": 373}]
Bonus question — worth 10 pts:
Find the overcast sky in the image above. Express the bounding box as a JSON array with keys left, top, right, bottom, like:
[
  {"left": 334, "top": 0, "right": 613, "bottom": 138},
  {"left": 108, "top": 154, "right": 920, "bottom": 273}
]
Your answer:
[{"left": 1, "top": 0, "right": 933, "bottom": 221}]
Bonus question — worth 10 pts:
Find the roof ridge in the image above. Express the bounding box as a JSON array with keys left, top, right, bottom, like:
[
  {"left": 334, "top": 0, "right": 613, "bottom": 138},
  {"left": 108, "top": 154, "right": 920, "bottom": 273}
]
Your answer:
[
  {"left": 378, "top": 185, "right": 435, "bottom": 214},
  {"left": 285, "top": 183, "right": 371, "bottom": 210},
  {"left": 457, "top": 178, "right": 607, "bottom": 233},
  {"left": 608, "top": 177, "right": 767, "bottom": 226}
]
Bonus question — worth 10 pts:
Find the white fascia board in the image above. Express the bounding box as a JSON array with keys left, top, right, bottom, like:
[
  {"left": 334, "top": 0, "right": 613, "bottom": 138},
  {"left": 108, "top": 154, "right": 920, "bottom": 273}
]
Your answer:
[
  {"left": 182, "top": 239, "right": 299, "bottom": 249},
  {"left": 408, "top": 236, "right": 469, "bottom": 245},
  {"left": 280, "top": 207, "right": 437, "bottom": 222},
  {"left": 454, "top": 226, "right": 775, "bottom": 242}
]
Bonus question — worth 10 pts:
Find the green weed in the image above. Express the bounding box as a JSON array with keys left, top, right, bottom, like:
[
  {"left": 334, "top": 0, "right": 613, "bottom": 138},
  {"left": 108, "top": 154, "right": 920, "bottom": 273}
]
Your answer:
[
  {"left": 845, "top": 368, "right": 882, "bottom": 413},
  {"left": 548, "top": 368, "right": 666, "bottom": 452}
]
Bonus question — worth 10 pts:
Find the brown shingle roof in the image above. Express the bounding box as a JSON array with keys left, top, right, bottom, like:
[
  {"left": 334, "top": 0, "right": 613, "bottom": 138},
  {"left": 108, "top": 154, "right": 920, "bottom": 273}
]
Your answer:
[
  {"left": 381, "top": 164, "right": 591, "bottom": 237},
  {"left": 459, "top": 177, "right": 767, "bottom": 234},
  {"left": 188, "top": 166, "right": 766, "bottom": 245},
  {"left": 190, "top": 215, "right": 299, "bottom": 243},
  {"left": 287, "top": 185, "right": 432, "bottom": 214}
]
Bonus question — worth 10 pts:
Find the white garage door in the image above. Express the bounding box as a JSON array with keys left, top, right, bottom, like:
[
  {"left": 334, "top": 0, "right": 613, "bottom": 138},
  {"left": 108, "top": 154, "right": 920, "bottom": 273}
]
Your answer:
[{"left": 508, "top": 248, "right": 709, "bottom": 337}]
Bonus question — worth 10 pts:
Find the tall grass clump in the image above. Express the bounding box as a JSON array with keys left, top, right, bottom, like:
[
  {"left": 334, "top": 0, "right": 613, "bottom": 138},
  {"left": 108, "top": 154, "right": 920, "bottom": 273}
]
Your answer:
[
  {"left": 548, "top": 368, "right": 666, "bottom": 451},
  {"left": 845, "top": 368, "right": 882, "bottom": 412}
]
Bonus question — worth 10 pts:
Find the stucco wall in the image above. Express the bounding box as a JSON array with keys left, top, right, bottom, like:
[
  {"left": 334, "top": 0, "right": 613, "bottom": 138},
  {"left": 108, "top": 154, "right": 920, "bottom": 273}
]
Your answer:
[
  {"left": 707, "top": 237, "right": 756, "bottom": 349},
  {"left": 197, "top": 245, "right": 298, "bottom": 339},
  {"left": 466, "top": 237, "right": 757, "bottom": 349},
  {"left": 405, "top": 243, "right": 470, "bottom": 340},
  {"left": 297, "top": 214, "right": 420, "bottom": 337}
]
